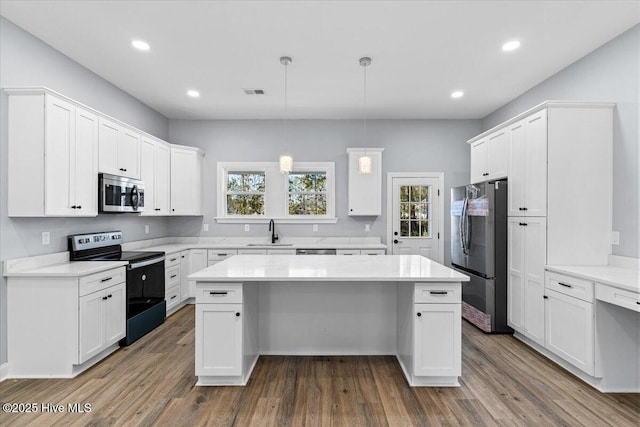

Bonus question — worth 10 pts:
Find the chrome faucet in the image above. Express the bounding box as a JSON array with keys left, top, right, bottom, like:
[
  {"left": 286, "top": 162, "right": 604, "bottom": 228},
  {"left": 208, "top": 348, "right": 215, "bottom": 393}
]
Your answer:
[{"left": 269, "top": 219, "right": 279, "bottom": 244}]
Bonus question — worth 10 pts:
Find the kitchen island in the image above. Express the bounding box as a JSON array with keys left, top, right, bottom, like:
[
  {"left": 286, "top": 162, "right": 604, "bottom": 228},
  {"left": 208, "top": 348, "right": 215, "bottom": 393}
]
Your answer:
[{"left": 189, "top": 254, "right": 469, "bottom": 387}]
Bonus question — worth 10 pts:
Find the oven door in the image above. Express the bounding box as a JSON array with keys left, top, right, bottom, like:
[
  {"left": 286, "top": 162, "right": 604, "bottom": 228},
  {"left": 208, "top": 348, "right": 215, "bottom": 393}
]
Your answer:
[
  {"left": 99, "top": 173, "right": 145, "bottom": 213},
  {"left": 126, "top": 259, "right": 165, "bottom": 318}
]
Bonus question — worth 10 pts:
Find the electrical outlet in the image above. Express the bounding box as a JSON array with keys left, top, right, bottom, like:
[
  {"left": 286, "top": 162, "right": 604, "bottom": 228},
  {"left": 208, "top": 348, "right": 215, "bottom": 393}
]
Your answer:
[
  {"left": 145, "top": 224, "right": 150, "bottom": 234},
  {"left": 244, "top": 224, "right": 250, "bottom": 232},
  {"left": 313, "top": 224, "right": 318, "bottom": 232},
  {"left": 203, "top": 223, "right": 209, "bottom": 232},
  {"left": 611, "top": 231, "right": 620, "bottom": 245},
  {"left": 42, "top": 231, "right": 50, "bottom": 245},
  {"left": 365, "top": 224, "right": 371, "bottom": 232}
]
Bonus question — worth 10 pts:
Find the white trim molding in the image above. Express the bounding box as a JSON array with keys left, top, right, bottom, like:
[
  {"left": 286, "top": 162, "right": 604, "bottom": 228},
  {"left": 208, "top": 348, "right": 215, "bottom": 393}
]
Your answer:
[
  {"left": 0, "top": 362, "right": 9, "bottom": 382},
  {"left": 386, "top": 172, "right": 445, "bottom": 263}
]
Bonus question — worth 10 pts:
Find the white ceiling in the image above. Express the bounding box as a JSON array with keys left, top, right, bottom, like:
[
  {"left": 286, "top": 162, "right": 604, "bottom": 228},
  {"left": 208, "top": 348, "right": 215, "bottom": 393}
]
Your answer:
[{"left": 1, "top": 1, "right": 638, "bottom": 120}]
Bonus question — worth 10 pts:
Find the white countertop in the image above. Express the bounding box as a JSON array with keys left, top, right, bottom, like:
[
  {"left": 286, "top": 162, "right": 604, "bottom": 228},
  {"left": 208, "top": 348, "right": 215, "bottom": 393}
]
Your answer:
[
  {"left": 4, "top": 261, "right": 128, "bottom": 277},
  {"left": 140, "top": 240, "right": 387, "bottom": 255},
  {"left": 546, "top": 265, "right": 639, "bottom": 293},
  {"left": 190, "top": 255, "right": 470, "bottom": 282}
]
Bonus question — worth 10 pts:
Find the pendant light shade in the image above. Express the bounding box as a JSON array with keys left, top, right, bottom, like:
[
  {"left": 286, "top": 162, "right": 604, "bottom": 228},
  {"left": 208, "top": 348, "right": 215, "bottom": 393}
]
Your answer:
[
  {"left": 358, "top": 155, "right": 373, "bottom": 174},
  {"left": 359, "top": 56, "right": 372, "bottom": 174},
  {"left": 280, "top": 56, "right": 293, "bottom": 173},
  {"left": 279, "top": 153, "right": 293, "bottom": 174}
]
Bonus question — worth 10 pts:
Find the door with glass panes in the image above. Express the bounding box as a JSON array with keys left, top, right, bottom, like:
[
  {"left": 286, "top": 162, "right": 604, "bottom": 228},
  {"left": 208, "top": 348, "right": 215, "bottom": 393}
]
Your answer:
[{"left": 391, "top": 177, "right": 440, "bottom": 261}]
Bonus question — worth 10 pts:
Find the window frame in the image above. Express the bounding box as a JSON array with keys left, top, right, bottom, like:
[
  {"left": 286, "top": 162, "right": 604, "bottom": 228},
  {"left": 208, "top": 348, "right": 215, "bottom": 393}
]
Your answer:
[{"left": 216, "top": 161, "right": 337, "bottom": 223}]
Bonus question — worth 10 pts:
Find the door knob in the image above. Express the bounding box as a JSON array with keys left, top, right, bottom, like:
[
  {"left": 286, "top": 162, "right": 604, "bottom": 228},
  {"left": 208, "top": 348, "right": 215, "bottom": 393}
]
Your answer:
[
  {"left": 394, "top": 231, "right": 398, "bottom": 236},
  {"left": 393, "top": 239, "right": 399, "bottom": 244}
]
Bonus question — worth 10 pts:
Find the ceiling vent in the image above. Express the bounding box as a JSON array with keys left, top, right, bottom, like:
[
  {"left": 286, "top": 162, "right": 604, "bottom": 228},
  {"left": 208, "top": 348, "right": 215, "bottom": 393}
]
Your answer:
[{"left": 243, "top": 89, "right": 265, "bottom": 95}]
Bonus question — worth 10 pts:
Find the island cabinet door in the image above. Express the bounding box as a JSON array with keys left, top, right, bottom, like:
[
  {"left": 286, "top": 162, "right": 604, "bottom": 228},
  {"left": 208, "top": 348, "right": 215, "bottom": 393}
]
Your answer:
[
  {"left": 195, "top": 303, "right": 242, "bottom": 376},
  {"left": 414, "top": 303, "right": 461, "bottom": 377}
]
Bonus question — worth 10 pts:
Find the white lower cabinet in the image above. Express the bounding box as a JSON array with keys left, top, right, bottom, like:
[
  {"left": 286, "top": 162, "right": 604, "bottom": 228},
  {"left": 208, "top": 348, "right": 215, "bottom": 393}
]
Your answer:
[
  {"left": 507, "top": 217, "right": 546, "bottom": 345},
  {"left": 208, "top": 249, "right": 238, "bottom": 267},
  {"left": 187, "top": 249, "right": 208, "bottom": 298},
  {"left": 544, "top": 272, "right": 595, "bottom": 376},
  {"left": 196, "top": 303, "right": 243, "bottom": 376},
  {"left": 79, "top": 282, "right": 126, "bottom": 363},
  {"left": 414, "top": 302, "right": 461, "bottom": 377}
]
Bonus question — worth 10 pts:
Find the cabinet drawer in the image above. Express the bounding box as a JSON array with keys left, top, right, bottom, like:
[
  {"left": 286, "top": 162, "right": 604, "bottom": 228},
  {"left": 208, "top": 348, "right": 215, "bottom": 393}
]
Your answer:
[
  {"left": 166, "top": 265, "right": 181, "bottom": 287},
  {"left": 361, "top": 249, "right": 385, "bottom": 255},
  {"left": 546, "top": 272, "right": 594, "bottom": 303},
  {"left": 595, "top": 283, "right": 640, "bottom": 313},
  {"left": 166, "top": 285, "right": 181, "bottom": 311},
  {"left": 336, "top": 249, "right": 360, "bottom": 255},
  {"left": 414, "top": 283, "right": 461, "bottom": 303},
  {"left": 196, "top": 284, "right": 243, "bottom": 304},
  {"left": 208, "top": 249, "right": 238, "bottom": 262},
  {"left": 79, "top": 267, "right": 126, "bottom": 296},
  {"left": 165, "top": 253, "right": 182, "bottom": 267},
  {"left": 238, "top": 249, "right": 267, "bottom": 255}
]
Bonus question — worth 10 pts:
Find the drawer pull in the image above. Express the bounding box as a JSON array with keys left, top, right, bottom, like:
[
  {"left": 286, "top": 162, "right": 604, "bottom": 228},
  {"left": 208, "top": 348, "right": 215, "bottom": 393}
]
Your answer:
[
  {"left": 519, "top": 222, "right": 528, "bottom": 226},
  {"left": 429, "top": 291, "right": 448, "bottom": 295},
  {"left": 170, "top": 274, "right": 178, "bottom": 279},
  {"left": 210, "top": 291, "right": 228, "bottom": 296},
  {"left": 170, "top": 258, "right": 177, "bottom": 262},
  {"left": 100, "top": 277, "right": 113, "bottom": 282},
  {"left": 170, "top": 295, "right": 177, "bottom": 300},
  {"left": 107, "top": 294, "right": 112, "bottom": 298},
  {"left": 218, "top": 253, "right": 227, "bottom": 256},
  {"left": 417, "top": 312, "right": 422, "bottom": 317},
  {"left": 558, "top": 282, "right": 573, "bottom": 288},
  {"left": 636, "top": 301, "right": 639, "bottom": 305},
  {"left": 235, "top": 312, "right": 240, "bottom": 317}
]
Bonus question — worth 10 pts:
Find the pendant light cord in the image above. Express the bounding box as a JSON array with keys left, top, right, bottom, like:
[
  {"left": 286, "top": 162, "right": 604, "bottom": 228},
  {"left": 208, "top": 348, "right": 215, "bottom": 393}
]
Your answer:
[{"left": 284, "top": 60, "right": 288, "bottom": 140}]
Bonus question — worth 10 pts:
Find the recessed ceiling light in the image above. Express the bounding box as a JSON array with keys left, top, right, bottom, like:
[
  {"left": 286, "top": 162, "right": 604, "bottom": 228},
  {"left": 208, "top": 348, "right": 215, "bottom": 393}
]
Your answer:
[
  {"left": 451, "top": 91, "right": 464, "bottom": 99},
  {"left": 131, "top": 39, "right": 150, "bottom": 51},
  {"left": 187, "top": 90, "right": 200, "bottom": 98},
  {"left": 502, "top": 40, "right": 521, "bottom": 52}
]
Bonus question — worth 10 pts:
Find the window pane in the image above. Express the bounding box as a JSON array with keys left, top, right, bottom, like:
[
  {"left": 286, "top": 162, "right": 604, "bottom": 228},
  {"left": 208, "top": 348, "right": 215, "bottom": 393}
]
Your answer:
[
  {"left": 288, "top": 172, "right": 327, "bottom": 216},
  {"left": 410, "top": 221, "right": 420, "bottom": 237},
  {"left": 288, "top": 194, "right": 302, "bottom": 215},
  {"left": 315, "top": 194, "right": 327, "bottom": 215},
  {"left": 420, "top": 220, "right": 430, "bottom": 237},
  {"left": 228, "top": 172, "right": 265, "bottom": 192},
  {"left": 227, "top": 195, "right": 264, "bottom": 215},
  {"left": 400, "top": 203, "right": 409, "bottom": 219},
  {"left": 288, "top": 174, "right": 305, "bottom": 192},
  {"left": 411, "top": 186, "right": 421, "bottom": 202},
  {"left": 227, "top": 173, "right": 243, "bottom": 192},
  {"left": 421, "top": 186, "right": 429, "bottom": 203},
  {"left": 400, "top": 186, "right": 409, "bottom": 202},
  {"left": 314, "top": 173, "right": 327, "bottom": 191},
  {"left": 400, "top": 220, "right": 409, "bottom": 237}
]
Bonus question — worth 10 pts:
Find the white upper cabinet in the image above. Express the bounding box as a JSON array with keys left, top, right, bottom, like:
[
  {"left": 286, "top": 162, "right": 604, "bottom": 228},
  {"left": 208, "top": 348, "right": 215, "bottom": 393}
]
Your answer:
[
  {"left": 171, "top": 144, "right": 204, "bottom": 216},
  {"left": 469, "top": 129, "right": 507, "bottom": 184},
  {"left": 8, "top": 90, "right": 98, "bottom": 217},
  {"left": 347, "top": 148, "right": 384, "bottom": 216},
  {"left": 98, "top": 117, "right": 141, "bottom": 179},
  {"left": 140, "top": 136, "right": 171, "bottom": 216}
]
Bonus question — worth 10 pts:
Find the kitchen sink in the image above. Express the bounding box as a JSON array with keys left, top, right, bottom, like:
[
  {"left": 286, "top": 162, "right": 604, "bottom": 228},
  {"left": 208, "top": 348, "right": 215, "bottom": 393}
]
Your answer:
[{"left": 245, "top": 243, "right": 293, "bottom": 246}]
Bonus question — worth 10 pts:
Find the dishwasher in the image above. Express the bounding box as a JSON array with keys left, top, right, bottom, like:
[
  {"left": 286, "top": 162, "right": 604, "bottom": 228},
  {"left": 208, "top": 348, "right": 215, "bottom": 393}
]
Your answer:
[{"left": 295, "top": 248, "right": 336, "bottom": 255}]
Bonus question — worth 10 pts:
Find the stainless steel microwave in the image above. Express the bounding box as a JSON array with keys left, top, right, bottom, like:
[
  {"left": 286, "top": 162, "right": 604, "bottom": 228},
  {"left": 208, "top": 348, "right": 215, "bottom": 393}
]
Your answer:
[{"left": 99, "top": 173, "right": 145, "bottom": 213}]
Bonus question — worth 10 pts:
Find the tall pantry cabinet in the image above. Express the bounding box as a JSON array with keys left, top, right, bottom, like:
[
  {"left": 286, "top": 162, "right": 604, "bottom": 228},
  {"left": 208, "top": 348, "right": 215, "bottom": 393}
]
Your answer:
[{"left": 468, "top": 102, "right": 614, "bottom": 344}]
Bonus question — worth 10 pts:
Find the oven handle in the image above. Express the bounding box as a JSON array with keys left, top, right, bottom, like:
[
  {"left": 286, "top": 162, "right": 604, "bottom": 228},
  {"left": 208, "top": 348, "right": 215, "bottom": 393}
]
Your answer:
[{"left": 128, "top": 256, "right": 165, "bottom": 270}]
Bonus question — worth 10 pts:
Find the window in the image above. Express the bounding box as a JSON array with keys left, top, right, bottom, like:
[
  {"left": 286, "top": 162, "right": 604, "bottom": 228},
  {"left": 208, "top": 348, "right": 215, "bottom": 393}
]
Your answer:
[
  {"left": 399, "top": 185, "right": 432, "bottom": 237},
  {"left": 226, "top": 172, "right": 265, "bottom": 215},
  {"left": 288, "top": 172, "right": 327, "bottom": 215},
  {"left": 217, "top": 162, "right": 336, "bottom": 223}
]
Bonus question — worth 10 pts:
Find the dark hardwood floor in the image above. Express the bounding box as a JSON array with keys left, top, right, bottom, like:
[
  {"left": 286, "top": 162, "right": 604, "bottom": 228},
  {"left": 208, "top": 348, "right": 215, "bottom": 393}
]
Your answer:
[{"left": 1, "top": 304, "right": 638, "bottom": 426}]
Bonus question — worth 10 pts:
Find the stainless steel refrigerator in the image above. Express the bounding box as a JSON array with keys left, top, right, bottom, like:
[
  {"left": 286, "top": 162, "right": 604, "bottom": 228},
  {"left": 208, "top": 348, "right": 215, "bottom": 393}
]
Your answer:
[{"left": 451, "top": 179, "right": 512, "bottom": 333}]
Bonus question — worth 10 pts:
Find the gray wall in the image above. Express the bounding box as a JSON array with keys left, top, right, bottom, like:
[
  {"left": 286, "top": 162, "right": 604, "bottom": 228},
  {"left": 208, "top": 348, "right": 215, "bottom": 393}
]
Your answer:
[
  {"left": 483, "top": 24, "right": 640, "bottom": 258},
  {"left": 0, "top": 17, "right": 171, "bottom": 363},
  {"left": 168, "top": 118, "right": 479, "bottom": 263}
]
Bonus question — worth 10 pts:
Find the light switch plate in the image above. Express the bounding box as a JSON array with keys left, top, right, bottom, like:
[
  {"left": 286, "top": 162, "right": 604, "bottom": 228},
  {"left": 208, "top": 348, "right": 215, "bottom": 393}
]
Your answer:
[
  {"left": 611, "top": 231, "right": 620, "bottom": 245},
  {"left": 313, "top": 224, "right": 318, "bottom": 232},
  {"left": 42, "top": 231, "right": 50, "bottom": 245},
  {"left": 365, "top": 224, "right": 371, "bottom": 232},
  {"left": 145, "top": 225, "right": 150, "bottom": 234},
  {"left": 203, "top": 224, "right": 209, "bottom": 232},
  {"left": 244, "top": 224, "right": 250, "bottom": 232}
]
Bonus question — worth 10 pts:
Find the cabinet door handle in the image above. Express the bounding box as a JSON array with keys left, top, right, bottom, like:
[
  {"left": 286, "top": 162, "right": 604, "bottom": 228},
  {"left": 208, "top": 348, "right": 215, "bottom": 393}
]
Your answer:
[
  {"left": 429, "top": 291, "right": 448, "bottom": 295},
  {"left": 100, "top": 277, "right": 113, "bottom": 282},
  {"left": 155, "top": 208, "right": 161, "bottom": 211},
  {"left": 102, "top": 296, "right": 108, "bottom": 300},
  {"left": 218, "top": 253, "right": 227, "bottom": 256},
  {"left": 71, "top": 205, "right": 77, "bottom": 209},
  {"left": 636, "top": 301, "right": 639, "bottom": 305},
  {"left": 483, "top": 172, "right": 489, "bottom": 176},
  {"left": 181, "top": 255, "right": 185, "bottom": 258},
  {"left": 107, "top": 294, "right": 112, "bottom": 298},
  {"left": 170, "top": 274, "right": 178, "bottom": 279},
  {"left": 170, "top": 295, "right": 177, "bottom": 300},
  {"left": 522, "top": 207, "right": 528, "bottom": 211},
  {"left": 519, "top": 222, "right": 528, "bottom": 226},
  {"left": 210, "top": 291, "right": 228, "bottom": 295},
  {"left": 543, "top": 295, "right": 548, "bottom": 299},
  {"left": 235, "top": 312, "right": 241, "bottom": 317},
  {"left": 417, "top": 312, "right": 422, "bottom": 317},
  {"left": 76, "top": 205, "right": 81, "bottom": 209},
  {"left": 170, "top": 258, "right": 177, "bottom": 262},
  {"left": 558, "top": 282, "right": 572, "bottom": 288}
]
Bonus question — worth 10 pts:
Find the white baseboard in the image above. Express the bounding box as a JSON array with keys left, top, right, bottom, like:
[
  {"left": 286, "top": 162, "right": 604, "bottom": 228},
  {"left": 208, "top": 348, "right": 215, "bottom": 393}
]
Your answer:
[{"left": 0, "top": 362, "right": 9, "bottom": 382}]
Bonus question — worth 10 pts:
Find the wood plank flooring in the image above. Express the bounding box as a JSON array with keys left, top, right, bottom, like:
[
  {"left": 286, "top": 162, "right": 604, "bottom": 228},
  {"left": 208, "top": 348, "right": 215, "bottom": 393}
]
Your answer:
[{"left": 1, "top": 304, "right": 638, "bottom": 426}]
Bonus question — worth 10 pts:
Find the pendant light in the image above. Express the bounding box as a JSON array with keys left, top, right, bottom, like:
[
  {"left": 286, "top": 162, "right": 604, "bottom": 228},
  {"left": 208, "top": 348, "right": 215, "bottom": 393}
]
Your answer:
[
  {"left": 359, "top": 56, "right": 373, "bottom": 174},
  {"left": 279, "top": 56, "right": 293, "bottom": 174}
]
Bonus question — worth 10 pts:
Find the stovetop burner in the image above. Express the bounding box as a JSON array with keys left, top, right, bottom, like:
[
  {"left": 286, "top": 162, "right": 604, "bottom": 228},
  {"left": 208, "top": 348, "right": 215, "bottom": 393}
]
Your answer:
[{"left": 68, "top": 231, "right": 164, "bottom": 264}]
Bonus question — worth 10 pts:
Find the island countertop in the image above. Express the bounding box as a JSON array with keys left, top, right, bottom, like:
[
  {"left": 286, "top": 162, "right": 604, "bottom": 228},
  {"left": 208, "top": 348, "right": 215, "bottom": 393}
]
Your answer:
[{"left": 189, "top": 254, "right": 470, "bottom": 282}]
